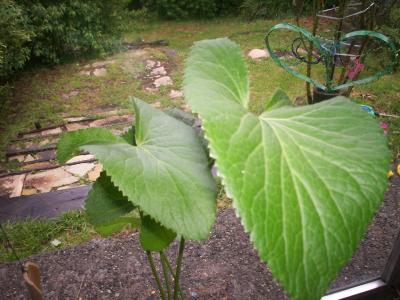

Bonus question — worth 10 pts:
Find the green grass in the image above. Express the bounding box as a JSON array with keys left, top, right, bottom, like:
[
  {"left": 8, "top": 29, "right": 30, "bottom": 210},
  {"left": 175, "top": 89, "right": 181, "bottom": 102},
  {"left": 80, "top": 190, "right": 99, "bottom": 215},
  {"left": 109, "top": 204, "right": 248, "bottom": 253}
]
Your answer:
[{"left": 0, "top": 211, "right": 95, "bottom": 263}]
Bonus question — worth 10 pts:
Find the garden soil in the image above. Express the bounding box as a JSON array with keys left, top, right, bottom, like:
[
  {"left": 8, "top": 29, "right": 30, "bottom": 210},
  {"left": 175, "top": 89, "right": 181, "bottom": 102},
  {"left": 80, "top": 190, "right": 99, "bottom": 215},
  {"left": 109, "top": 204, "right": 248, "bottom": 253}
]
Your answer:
[{"left": 0, "top": 175, "right": 399, "bottom": 300}]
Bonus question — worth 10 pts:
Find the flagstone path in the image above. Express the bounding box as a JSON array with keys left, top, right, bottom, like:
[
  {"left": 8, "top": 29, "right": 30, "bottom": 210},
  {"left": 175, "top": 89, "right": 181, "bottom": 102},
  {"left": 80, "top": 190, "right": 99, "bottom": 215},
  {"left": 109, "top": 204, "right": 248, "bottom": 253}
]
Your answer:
[{"left": 0, "top": 47, "right": 185, "bottom": 201}]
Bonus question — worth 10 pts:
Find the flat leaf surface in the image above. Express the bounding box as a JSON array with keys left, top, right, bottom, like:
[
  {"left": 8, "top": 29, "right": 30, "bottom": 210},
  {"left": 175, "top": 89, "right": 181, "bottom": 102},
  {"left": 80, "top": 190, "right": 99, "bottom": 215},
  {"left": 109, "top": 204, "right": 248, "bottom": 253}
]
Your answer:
[
  {"left": 184, "top": 38, "right": 390, "bottom": 300},
  {"left": 85, "top": 172, "right": 136, "bottom": 236},
  {"left": 57, "top": 99, "right": 216, "bottom": 240}
]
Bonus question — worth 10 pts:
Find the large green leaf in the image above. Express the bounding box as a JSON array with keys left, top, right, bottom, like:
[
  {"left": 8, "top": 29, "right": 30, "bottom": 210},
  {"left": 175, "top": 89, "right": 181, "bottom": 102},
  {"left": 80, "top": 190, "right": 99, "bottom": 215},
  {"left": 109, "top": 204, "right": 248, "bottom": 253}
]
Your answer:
[
  {"left": 57, "top": 99, "right": 216, "bottom": 241},
  {"left": 85, "top": 171, "right": 137, "bottom": 236},
  {"left": 184, "top": 38, "right": 390, "bottom": 300}
]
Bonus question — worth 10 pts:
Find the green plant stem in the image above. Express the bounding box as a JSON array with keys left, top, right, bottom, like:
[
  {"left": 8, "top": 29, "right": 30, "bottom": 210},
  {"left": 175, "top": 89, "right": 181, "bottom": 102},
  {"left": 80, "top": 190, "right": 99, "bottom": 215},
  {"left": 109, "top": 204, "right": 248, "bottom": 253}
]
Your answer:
[
  {"left": 161, "top": 252, "right": 185, "bottom": 300},
  {"left": 160, "top": 251, "right": 172, "bottom": 299},
  {"left": 146, "top": 251, "right": 167, "bottom": 300},
  {"left": 173, "top": 237, "right": 185, "bottom": 300}
]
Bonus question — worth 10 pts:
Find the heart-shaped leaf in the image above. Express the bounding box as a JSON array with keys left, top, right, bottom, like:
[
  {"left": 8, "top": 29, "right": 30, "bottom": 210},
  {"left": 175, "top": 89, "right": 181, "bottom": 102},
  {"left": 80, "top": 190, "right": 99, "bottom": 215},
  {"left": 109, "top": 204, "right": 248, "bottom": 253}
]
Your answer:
[
  {"left": 184, "top": 38, "right": 390, "bottom": 300},
  {"left": 57, "top": 99, "right": 216, "bottom": 241}
]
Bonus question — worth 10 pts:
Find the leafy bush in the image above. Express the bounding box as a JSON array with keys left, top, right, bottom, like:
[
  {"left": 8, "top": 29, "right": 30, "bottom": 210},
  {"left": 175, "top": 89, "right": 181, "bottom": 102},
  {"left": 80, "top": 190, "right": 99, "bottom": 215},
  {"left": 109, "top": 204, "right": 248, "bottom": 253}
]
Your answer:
[
  {"left": 0, "top": 0, "right": 128, "bottom": 76},
  {"left": 0, "top": 0, "right": 32, "bottom": 77},
  {"left": 144, "top": 0, "right": 217, "bottom": 19},
  {"left": 21, "top": 0, "right": 128, "bottom": 64},
  {"left": 240, "top": 0, "right": 294, "bottom": 19},
  {"left": 381, "top": 6, "right": 400, "bottom": 48}
]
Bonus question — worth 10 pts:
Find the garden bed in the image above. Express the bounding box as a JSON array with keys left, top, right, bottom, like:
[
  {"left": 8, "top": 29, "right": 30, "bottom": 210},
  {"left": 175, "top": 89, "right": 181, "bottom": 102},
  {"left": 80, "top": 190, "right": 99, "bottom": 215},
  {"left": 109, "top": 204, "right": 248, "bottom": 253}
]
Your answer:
[{"left": 0, "top": 174, "right": 399, "bottom": 299}]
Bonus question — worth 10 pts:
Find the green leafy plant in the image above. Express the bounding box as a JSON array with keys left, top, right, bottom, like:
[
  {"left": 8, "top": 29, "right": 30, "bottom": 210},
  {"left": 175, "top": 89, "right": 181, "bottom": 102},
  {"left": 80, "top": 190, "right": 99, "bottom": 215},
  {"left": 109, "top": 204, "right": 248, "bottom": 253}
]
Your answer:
[
  {"left": 57, "top": 98, "right": 216, "bottom": 299},
  {"left": 183, "top": 38, "right": 389, "bottom": 300},
  {"left": 57, "top": 39, "right": 389, "bottom": 300}
]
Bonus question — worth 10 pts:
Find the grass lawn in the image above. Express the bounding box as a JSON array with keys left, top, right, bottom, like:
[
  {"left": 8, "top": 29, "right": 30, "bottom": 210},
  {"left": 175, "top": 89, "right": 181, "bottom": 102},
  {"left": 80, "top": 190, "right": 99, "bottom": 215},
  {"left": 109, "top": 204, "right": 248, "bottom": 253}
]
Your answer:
[{"left": 1, "top": 16, "right": 399, "bottom": 261}]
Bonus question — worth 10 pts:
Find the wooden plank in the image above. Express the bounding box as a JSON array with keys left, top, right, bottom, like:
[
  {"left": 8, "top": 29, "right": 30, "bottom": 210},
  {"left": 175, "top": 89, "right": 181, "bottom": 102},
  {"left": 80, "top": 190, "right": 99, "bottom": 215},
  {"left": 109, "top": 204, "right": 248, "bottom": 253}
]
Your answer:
[
  {"left": 6, "top": 144, "right": 57, "bottom": 157},
  {"left": 0, "top": 186, "right": 90, "bottom": 222}
]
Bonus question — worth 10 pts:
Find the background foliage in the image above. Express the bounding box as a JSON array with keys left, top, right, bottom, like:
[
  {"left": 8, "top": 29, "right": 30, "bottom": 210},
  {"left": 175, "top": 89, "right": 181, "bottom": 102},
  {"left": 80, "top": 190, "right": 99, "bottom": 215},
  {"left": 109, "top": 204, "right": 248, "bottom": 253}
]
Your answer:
[{"left": 0, "top": 0, "right": 128, "bottom": 79}]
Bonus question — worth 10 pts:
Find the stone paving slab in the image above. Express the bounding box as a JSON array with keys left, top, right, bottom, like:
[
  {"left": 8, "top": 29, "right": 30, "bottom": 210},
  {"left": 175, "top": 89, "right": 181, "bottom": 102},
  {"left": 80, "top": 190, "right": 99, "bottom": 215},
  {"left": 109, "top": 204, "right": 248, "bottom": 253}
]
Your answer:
[{"left": 0, "top": 186, "right": 90, "bottom": 221}]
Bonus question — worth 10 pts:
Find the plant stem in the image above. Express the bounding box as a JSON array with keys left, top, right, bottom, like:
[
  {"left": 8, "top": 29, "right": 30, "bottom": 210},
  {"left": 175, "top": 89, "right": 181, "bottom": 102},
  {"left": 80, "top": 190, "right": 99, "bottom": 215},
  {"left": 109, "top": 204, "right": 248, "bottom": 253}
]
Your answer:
[
  {"left": 146, "top": 251, "right": 167, "bottom": 300},
  {"left": 161, "top": 252, "right": 185, "bottom": 300},
  {"left": 173, "top": 237, "right": 185, "bottom": 300},
  {"left": 160, "top": 251, "right": 172, "bottom": 299}
]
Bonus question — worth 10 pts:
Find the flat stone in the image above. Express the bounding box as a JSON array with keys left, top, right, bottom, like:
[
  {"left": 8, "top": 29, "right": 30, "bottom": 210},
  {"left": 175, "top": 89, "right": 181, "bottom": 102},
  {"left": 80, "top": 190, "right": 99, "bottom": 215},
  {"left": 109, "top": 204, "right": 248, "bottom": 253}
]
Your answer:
[
  {"left": 25, "top": 168, "right": 79, "bottom": 193},
  {"left": 79, "top": 70, "right": 91, "bottom": 76},
  {"left": 36, "top": 150, "right": 55, "bottom": 161},
  {"left": 169, "top": 90, "right": 184, "bottom": 99},
  {"left": 24, "top": 155, "right": 35, "bottom": 162},
  {"left": 92, "top": 60, "right": 116, "bottom": 68},
  {"left": 65, "top": 123, "right": 88, "bottom": 131},
  {"left": 0, "top": 174, "right": 26, "bottom": 198},
  {"left": 62, "top": 90, "right": 79, "bottom": 99},
  {"left": 22, "top": 162, "right": 54, "bottom": 170},
  {"left": 41, "top": 127, "right": 63, "bottom": 136},
  {"left": 151, "top": 101, "right": 161, "bottom": 108},
  {"left": 93, "top": 68, "right": 107, "bottom": 77},
  {"left": 21, "top": 188, "right": 38, "bottom": 196},
  {"left": 9, "top": 155, "right": 25, "bottom": 163},
  {"left": 22, "top": 132, "right": 41, "bottom": 139},
  {"left": 64, "top": 163, "right": 96, "bottom": 177},
  {"left": 248, "top": 49, "right": 270, "bottom": 59},
  {"left": 64, "top": 117, "right": 89, "bottom": 123},
  {"left": 88, "top": 164, "right": 103, "bottom": 181},
  {"left": 39, "top": 139, "right": 51, "bottom": 146},
  {"left": 66, "top": 155, "right": 95, "bottom": 164},
  {"left": 145, "top": 87, "right": 158, "bottom": 93},
  {"left": 89, "top": 115, "right": 133, "bottom": 127},
  {"left": 145, "top": 60, "right": 156, "bottom": 69},
  {"left": 154, "top": 76, "right": 173, "bottom": 88},
  {"left": 150, "top": 66, "right": 167, "bottom": 76},
  {"left": 181, "top": 104, "right": 191, "bottom": 113}
]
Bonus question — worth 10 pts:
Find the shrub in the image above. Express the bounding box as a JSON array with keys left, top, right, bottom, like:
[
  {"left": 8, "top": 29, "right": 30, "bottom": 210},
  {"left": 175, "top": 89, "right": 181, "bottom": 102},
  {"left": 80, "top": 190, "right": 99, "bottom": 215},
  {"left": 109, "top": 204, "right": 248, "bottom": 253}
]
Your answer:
[
  {"left": 0, "top": 0, "right": 128, "bottom": 75},
  {"left": 381, "top": 6, "right": 400, "bottom": 48},
  {"left": 20, "top": 0, "right": 128, "bottom": 64},
  {"left": 143, "top": 0, "right": 217, "bottom": 19},
  {"left": 0, "top": 0, "right": 32, "bottom": 77}
]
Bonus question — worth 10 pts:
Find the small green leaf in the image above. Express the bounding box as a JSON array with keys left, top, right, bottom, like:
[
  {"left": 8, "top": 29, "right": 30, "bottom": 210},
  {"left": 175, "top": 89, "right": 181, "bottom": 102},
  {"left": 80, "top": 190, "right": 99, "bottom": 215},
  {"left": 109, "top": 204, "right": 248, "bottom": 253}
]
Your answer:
[
  {"left": 57, "top": 127, "right": 125, "bottom": 163},
  {"left": 265, "top": 89, "right": 293, "bottom": 111},
  {"left": 85, "top": 172, "right": 135, "bottom": 236},
  {"left": 184, "top": 38, "right": 390, "bottom": 300},
  {"left": 140, "top": 215, "right": 176, "bottom": 251}
]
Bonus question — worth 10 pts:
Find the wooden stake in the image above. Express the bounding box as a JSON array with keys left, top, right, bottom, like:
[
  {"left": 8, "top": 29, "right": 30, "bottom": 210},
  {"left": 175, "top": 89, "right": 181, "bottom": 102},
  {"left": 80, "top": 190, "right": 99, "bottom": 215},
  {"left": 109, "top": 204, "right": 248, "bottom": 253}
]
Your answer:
[{"left": 23, "top": 262, "right": 43, "bottom": 300}]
